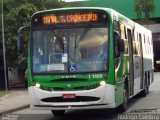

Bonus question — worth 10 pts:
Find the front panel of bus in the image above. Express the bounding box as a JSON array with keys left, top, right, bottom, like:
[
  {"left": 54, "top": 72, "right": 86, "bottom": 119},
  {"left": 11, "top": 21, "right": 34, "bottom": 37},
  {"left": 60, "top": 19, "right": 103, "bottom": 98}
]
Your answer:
[{"left": 28, "top": 8, "right": 116, "bottom": 110}]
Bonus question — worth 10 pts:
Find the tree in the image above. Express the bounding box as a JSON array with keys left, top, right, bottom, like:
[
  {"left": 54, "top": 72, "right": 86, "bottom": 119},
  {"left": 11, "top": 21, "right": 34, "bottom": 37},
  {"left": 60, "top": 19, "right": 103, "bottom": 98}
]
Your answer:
[
  {"left": 1, "top": 1, "right": 38, "bottom": 67},
  {"left": 27, "top": 0, "right": 69, "bottom": 10},
  {"left": 0, "top": 0, "right": 69, "bottom": 68},
  {"left": 134, "top": 0, "right": 155, "bottom": 24}
]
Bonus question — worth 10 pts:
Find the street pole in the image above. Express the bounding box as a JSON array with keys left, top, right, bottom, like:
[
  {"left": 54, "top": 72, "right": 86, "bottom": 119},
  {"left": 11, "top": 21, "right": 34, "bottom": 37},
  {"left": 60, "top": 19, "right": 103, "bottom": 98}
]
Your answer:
[{"left": 1, "top": 0, "right": 8, "bottom": 91}]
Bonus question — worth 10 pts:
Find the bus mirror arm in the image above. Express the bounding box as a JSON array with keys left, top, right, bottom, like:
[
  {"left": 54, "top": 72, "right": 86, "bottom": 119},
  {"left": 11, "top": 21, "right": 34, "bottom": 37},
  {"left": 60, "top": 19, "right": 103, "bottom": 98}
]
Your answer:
[
  {"left": 17, "top": 26, "right": 30, "bottom": 53},
  {"left": 18, "top": 26, "right": 30, "bottom": 34}
]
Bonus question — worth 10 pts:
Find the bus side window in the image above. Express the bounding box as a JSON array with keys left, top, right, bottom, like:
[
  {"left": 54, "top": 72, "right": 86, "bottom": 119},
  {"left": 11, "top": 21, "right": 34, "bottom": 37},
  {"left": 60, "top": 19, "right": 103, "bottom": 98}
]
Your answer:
[
  {"left": 120, "top": 24, "right": 128, "bottom": 54},
  {"left": 113, "top": 21, "right": 121, "bottom": 58},
  {"left": 113, "top": 21, "right": 125, "bottom": 67},
  {"left": 114, "top": 32, "right": 125, "bottom": 68},
  {"left": 113, "top": 21, "right": 120, "bottom": 34},
  {"left": 114, "top": 32, "right": 122, "bottom": 58}
]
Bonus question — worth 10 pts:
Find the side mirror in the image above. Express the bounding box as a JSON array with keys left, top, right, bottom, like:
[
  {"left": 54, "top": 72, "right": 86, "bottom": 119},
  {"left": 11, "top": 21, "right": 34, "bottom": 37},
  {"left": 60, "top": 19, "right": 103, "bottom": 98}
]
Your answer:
[
  {"left": 17, "top": 34, "right": 24, "bottom": 53},
  {"left": 17, "top": 26, "right": 30, "bottom": 53}
]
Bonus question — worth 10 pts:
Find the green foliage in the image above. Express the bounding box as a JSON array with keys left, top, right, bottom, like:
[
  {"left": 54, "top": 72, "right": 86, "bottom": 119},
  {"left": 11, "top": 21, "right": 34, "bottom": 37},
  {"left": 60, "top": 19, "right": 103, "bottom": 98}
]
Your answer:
[
  {"left": 0, "top": 0, "right": 69, "bottom": 68},
  {"left": 3, "top": 2, "right": 38, "bottom": 67},
  {"left": 68, "top": 1, "right": 82, "bottom": 7},
  {"left": 0, "top": 90, "right": 7, "bottom": 97},
  {"left": 27, "top": 0, "right": 69, "bottom": 10},
  {"left": 134, "top": 0, "right": 155, "bottom": 20}
]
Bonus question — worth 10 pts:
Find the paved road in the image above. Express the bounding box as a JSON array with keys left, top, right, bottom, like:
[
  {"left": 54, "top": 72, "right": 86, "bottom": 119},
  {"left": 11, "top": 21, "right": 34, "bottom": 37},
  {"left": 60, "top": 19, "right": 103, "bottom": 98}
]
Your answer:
[
  {"left": 11, "top": 72, "right": 160, "bottom": 120},
  {"left": 127, "top": 72, "right": 160, "bottom": 113}
]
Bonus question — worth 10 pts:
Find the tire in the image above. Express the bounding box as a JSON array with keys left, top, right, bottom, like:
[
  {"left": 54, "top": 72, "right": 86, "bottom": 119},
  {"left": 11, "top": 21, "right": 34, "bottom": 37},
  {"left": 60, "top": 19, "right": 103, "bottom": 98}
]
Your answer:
[
  {"left": 141, "top": 78, "right": 149, "bottom": 97},
  {"left": 117, "top": 84, "right": 128, "bottom": 113},
  {"left": 51, "top": 110, "right": 65, "bottom": 116}
]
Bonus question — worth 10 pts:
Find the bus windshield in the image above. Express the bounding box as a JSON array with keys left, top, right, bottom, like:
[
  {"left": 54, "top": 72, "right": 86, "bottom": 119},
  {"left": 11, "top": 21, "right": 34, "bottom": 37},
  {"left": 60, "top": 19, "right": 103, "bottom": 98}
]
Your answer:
[{"left": 32, "top": 25, "right": 109, "bottom": 74}]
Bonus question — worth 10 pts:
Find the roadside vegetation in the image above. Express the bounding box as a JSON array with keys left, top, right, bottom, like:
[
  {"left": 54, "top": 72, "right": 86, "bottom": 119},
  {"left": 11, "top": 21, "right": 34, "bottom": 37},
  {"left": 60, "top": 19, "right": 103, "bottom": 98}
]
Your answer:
[
  {"left": 0, "top": 0, "right": 70, "bottom": 77},
  {"left": 0, "top": 90, "right": 7, "bottom": 97}
]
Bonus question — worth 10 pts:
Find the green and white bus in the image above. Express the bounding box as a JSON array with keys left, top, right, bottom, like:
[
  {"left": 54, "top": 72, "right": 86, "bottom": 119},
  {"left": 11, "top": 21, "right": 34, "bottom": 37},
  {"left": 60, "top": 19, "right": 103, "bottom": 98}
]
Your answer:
[{"left": 17, "top": 7, "right": 154, "bottom": 115}]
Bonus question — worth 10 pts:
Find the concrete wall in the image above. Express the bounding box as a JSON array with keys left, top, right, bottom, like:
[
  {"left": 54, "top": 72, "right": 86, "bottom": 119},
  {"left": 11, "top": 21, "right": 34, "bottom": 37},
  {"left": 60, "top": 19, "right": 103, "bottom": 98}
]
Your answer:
[{"left": 146, "top": 24, "right": 160, "bottom": 33}]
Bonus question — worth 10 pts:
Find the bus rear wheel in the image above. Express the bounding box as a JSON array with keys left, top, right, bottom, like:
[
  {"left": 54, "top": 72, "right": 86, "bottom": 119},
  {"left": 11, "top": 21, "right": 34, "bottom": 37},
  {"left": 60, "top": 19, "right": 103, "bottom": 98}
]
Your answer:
[
  {"left": 141, "top": 79, "right": 149, "bottom": 97},
  {"left": 51, "top": 110, "right": 65, "bottom": 116}
]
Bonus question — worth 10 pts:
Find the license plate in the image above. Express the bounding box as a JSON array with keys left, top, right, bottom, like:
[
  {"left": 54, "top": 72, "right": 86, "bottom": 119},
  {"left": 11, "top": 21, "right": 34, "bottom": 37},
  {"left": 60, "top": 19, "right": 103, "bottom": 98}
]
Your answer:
[{"left": 63, "top": 94, "right": 76, "bottom": 99}]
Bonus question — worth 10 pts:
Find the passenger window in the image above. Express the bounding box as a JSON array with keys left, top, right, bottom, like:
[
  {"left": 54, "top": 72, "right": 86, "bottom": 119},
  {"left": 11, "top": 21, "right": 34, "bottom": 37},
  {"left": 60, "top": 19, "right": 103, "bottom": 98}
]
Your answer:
[
  {"left": 113, "top": 21, "right": 125, "bottom": 57},
  {"left": 114, "top": 32, "right": 121, "bottom": 58},
  {"left": 113, "top": 21, "right": 120, "bottom": 34},
  {"left": 120, "top": 24, "right": 128, "bottom": 54},
  {"left": 133, "top": 42, "right": 138, "bottom": 55}
]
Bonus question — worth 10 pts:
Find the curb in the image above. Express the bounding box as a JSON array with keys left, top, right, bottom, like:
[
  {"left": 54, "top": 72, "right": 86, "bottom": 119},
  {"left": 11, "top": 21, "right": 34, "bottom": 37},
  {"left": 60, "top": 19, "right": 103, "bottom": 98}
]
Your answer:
[{"left": 0, "top": 105, "right": 30, "bottom": 115}]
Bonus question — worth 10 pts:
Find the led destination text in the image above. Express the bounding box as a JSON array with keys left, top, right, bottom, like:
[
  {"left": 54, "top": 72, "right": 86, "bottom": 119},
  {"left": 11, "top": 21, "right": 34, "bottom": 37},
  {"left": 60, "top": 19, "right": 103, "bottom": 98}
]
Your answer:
[{"left": 43, "top": 13, "right": 98, "bottom": 24}]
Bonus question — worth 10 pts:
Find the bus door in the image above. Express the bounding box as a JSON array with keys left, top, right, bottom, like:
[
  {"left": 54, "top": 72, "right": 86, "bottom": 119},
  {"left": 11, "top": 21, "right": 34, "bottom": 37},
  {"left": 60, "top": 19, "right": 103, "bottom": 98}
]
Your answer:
[
  {"left": 132, "top": 31, "right": 142, "bottom": 95},
  {"left": 138, "top": 33, "right": 144, "bottom": 89},
  {"left": 127, "top": 27, "right": 134, "bottom": 96}
]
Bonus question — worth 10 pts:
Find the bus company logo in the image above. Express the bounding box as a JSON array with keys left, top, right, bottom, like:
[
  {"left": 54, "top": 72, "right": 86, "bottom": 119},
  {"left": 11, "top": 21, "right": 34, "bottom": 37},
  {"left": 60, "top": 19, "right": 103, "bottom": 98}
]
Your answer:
[{"left": 67, "top": 84, "right": 71, "bottom": 88}]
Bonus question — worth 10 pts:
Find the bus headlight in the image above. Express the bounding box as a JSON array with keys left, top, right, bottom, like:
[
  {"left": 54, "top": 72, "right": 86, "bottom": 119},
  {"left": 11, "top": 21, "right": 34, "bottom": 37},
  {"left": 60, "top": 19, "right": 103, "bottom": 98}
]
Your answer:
[
  {"left": 35, "top": 83, "right": 40, "bottom": 88},
  {"left": 100, "top": 81, "right": 106, "bottom": 86}
]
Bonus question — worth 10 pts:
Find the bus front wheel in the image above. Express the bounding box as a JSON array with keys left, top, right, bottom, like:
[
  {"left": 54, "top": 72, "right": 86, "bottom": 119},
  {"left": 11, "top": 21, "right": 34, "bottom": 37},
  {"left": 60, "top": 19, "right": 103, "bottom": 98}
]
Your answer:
[
  {"left": 117, "top": 84, "right": 128, "bottom": 113},
  {"left": 51, "top": 110, "right": 65, "bottom": 116}
]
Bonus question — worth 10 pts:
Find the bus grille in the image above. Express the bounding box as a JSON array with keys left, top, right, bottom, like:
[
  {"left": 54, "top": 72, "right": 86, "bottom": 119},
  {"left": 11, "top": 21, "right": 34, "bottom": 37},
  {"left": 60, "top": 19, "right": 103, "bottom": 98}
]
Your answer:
[
  {"left": 41, "top": 96, "right": 100, "bottom": 102},
  {"left": 41, "top": 83, "right": 100, "bottom": 91}
]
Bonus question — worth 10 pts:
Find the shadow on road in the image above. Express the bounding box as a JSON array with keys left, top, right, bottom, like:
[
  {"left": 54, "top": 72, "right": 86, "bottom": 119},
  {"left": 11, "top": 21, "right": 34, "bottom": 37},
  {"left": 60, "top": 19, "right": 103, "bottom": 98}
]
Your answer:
[{"left": 51, "top": 109, "right": 118, "bottom": 120}]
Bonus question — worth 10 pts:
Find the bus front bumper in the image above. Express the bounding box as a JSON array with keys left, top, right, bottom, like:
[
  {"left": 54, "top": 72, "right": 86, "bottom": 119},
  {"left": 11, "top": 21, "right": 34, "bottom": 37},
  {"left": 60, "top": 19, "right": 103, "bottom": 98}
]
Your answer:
[{"left": 28, "top": 84, "right": 116, "bottom": 110}]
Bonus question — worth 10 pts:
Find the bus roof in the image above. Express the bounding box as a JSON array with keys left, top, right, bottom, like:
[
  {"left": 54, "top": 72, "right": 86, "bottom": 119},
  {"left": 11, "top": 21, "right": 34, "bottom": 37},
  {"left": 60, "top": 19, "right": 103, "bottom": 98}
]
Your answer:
[{"left": 32, "top": 7, "right": 148, "bottom": 29}]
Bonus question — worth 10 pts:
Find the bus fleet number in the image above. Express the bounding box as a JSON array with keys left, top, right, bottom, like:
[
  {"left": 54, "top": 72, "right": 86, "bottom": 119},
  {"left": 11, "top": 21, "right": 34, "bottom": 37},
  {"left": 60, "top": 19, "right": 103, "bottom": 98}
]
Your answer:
[{"left": 89, "top": 74, "right": 103, "bottom": 79}]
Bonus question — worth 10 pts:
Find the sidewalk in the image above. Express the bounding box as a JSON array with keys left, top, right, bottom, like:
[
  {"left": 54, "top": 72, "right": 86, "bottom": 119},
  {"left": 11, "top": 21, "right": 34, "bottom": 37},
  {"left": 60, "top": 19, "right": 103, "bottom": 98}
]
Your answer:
[{"left": 0, "top": 88, "right": 30, "bottom": 115}]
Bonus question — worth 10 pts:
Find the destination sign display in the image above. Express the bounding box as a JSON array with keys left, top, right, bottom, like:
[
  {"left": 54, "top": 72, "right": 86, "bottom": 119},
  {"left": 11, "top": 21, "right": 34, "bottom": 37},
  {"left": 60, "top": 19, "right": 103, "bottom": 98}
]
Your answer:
[
  {"left": 43, "top": 13, "right": 98, "bottom": 24},
  {"left": 32, "top": 10, "right": 108, "bottom": 26}
]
